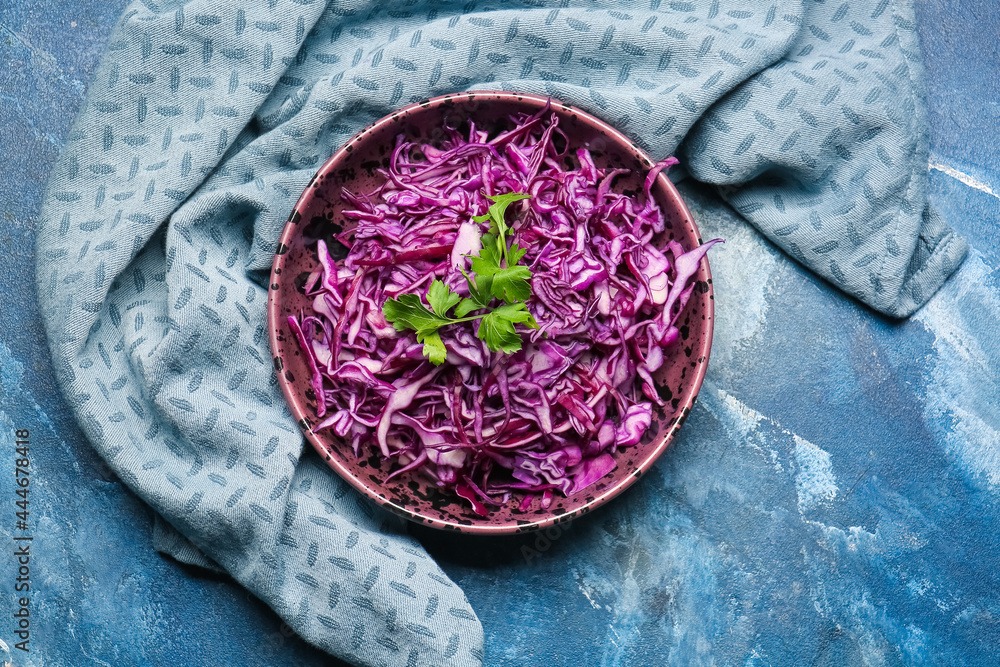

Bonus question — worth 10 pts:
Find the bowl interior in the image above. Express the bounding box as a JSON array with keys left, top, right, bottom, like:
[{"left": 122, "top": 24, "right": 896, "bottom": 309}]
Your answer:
[{"left": 268, "top": 91, "right": 714, "bottom": 534}]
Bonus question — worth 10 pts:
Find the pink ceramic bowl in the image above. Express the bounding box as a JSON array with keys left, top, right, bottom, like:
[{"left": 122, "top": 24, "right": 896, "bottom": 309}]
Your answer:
[{"left": 268, "top": 91, "right": 714, "bottom": 534}]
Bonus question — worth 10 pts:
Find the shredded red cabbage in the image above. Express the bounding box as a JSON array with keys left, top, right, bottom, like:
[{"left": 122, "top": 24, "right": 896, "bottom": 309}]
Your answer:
[{"left": 290, "top": 107, "right": 721, "bottom": 515}]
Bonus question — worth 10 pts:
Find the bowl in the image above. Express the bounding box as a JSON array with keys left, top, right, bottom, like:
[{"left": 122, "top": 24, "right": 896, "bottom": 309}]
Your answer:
[{"left": 267, "top": 91, "right": 714, "bottom": 534}]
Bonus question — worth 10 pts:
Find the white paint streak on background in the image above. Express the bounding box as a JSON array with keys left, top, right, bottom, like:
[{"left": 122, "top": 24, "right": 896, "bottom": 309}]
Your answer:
[
  {"left": 794, "top": 435, "right": 839, "bottom": 512},
  {"left": 701, "top": 383, "right": 838, "bottom": 504},
  {"left": 914, "top": 251, "right": 1000, "bottom": 489},
  {"left": 680, "top": 185, "right": 784, "bottom": 366},
  {"left": 929, "top": 161, "right": 1000, "bottom": 201}
]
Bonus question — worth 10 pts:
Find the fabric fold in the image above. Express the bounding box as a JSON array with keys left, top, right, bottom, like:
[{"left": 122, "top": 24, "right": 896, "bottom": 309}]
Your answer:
[
  {"left": 680, "top": 0, "right": 967, "bottom": 316},
  {"left": 35, "top": 0, "right": 964, "bottom": 664}
]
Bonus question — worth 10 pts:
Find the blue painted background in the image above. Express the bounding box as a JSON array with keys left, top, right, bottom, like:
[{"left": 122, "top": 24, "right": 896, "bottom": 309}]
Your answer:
[{"left": 2, "top": 1, "right": 998, "bottom": 665}]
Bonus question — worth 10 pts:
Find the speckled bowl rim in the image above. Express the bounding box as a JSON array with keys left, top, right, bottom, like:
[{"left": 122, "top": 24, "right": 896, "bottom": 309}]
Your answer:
[{"left": 268, "top": 91, "right": 714, "bottom": 534}]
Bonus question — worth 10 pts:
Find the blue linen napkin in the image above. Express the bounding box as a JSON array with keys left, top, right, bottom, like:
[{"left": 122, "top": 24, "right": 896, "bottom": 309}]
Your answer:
[{"left": 35, "top": 0, "right": 966, "bottom": 664}]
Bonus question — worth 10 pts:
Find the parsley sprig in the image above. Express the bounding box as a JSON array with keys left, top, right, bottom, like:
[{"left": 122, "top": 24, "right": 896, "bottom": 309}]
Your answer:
[{"left": 382, "top": 192, "right": 537, "bottom": 364}]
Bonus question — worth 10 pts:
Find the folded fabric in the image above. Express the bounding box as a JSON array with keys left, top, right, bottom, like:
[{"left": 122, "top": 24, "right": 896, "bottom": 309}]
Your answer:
[{"left": 35, "top": 0, "right": 965, "bottom": 665}]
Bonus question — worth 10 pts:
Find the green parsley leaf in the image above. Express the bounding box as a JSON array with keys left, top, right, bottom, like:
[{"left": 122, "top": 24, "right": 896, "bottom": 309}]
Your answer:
[
  {"left": 477, "top": 302, "right": 536, "bottom": 354},
  {"left": 494, "top": 266, "right": 533, "bottom": 303},
  {"left": 477, "top": 234, "right": 503, "bottom": 266},
  {"left": 478, "top": 315, "right": 522, "bottom": 354},
  {"left": 382, "top": 294, "right": 450, "bottom": 334},
  {"left": 478, "top": 192, "right": 530, "bottom": 237},
  {"left": 507, "top": 243, "right": 528, "bottom": 266},
  {"left": 491, "top": 301, "right": 536, "bottom": 325},
  {"left": 420, "top": 331, "right": 447, "bottom": 365},
  {"left": 454, "top": 270, "right": 494, "bottom": 317},
  {"left": 470, "top": 253, "right": 533, "bottom": 303},
  {"left": 471, "top": 273, "right": 495, "bottom": 305},
  {"left": 426, "top": 279, "right": 462, "bottom": 316},
  {"left": 469, "top": 201, "right": 534, "bottom": 303},
  {"left": 454, "top": 299, "right": 480, "bottom": 318}
]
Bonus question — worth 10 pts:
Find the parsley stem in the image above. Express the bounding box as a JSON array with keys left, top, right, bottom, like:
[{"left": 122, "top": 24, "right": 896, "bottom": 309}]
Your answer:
[
  {"left": 449, "top": 315, "right": 484, "bottom": 324},
  {"left": 493, "top": 226, "right": 509, "bottom": 268},
  {"left": 442, "top": 308, "right": 506, "bottom": 326}
]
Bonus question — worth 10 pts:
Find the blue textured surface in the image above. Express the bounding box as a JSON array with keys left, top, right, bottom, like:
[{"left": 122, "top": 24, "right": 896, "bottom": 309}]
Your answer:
[{"left": 2, "top": 2, "right": 999, "bottom": 667}]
